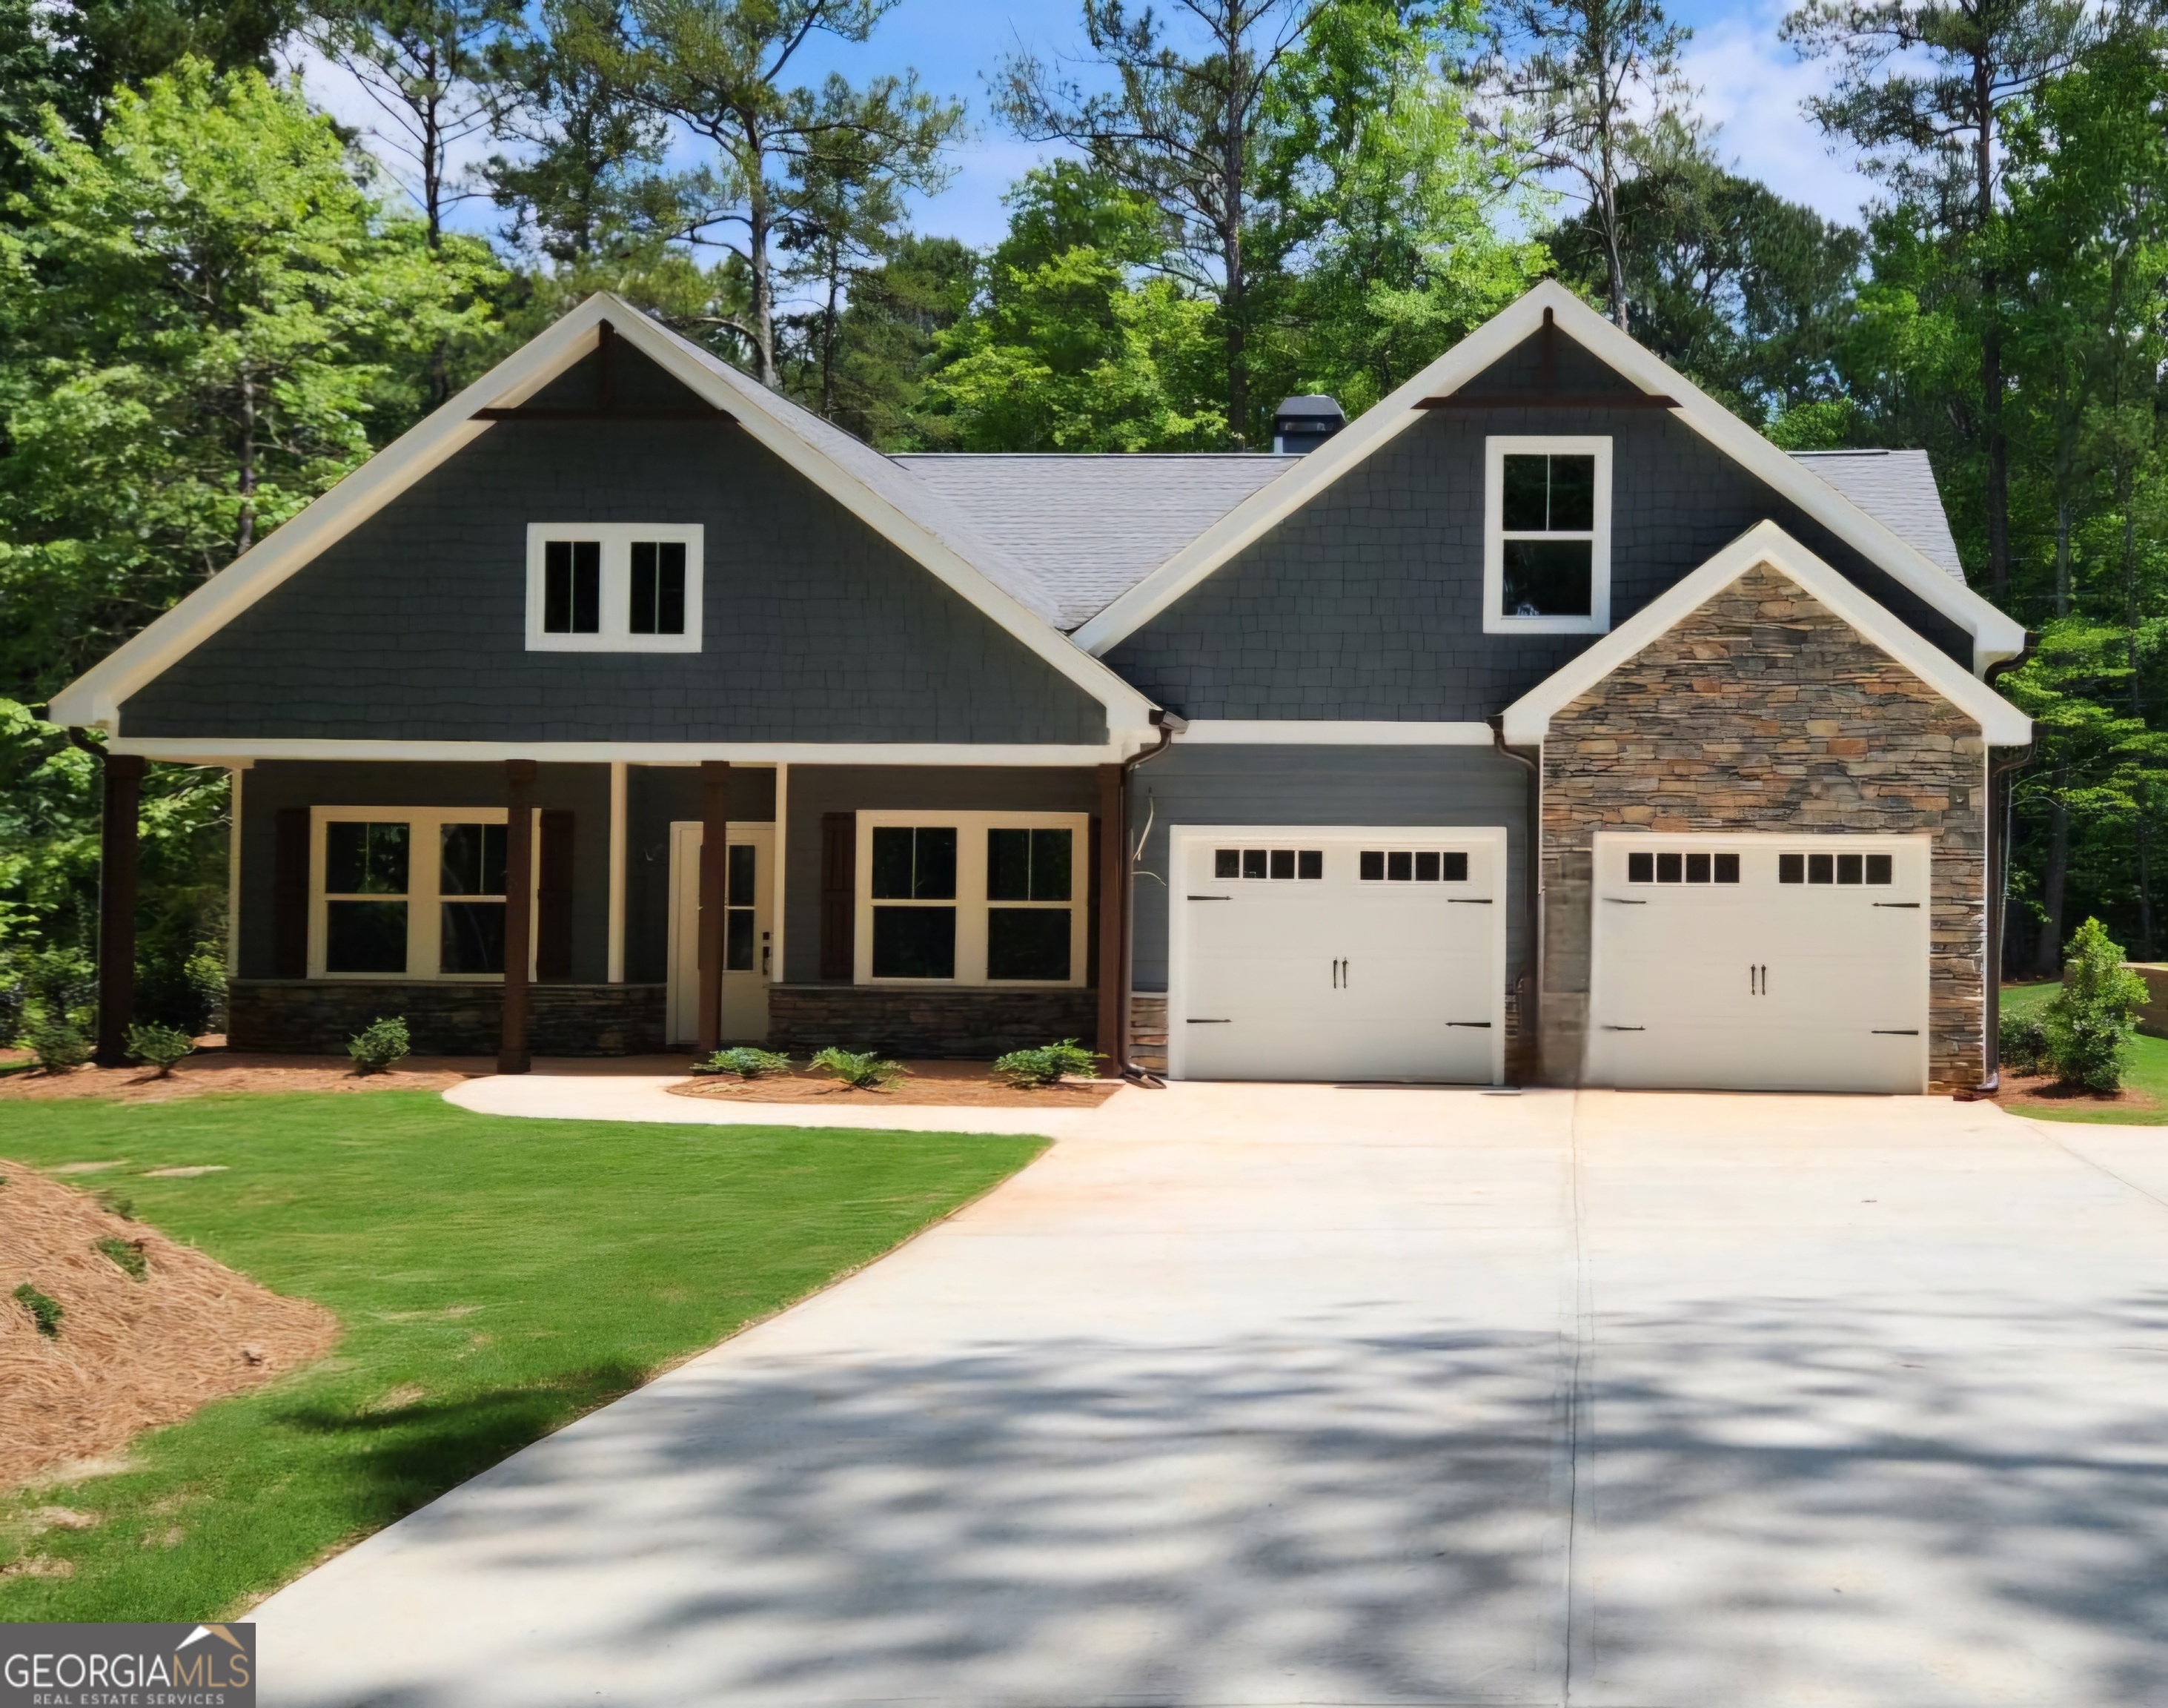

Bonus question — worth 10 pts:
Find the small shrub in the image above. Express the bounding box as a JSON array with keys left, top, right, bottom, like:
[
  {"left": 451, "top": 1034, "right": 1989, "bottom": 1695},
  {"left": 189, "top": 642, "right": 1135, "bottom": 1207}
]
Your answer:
[
  {"left": 21, "top": 947, "right": 95, "bottom": 1031},
  {"left": 2045, "top": 918, "right": 2150, "bottom": 1093},
  {"left": 1999, "top": 1009, "right": 2049, "bottom": 1076},
  {"left": 348, "top": 1016, "right": 411, "bottom": 1075},
  {"left": 992, "top": 1039, "right": 1103, "bottom": 1087},
  {"left": 696, "top": 1046, "right": 793, "bottom": 1078},
  {"left": 809, "top": 1046, "right": 908, "bottom": 1090},
  {"left": 13, "top": 1281, "right": 62, "bottom": 1337},
  {"left": 27, "top": 1020, "right": 90, "bottom": 1073},
  {"left": 126, "top": 1022, "right": 195, "bottom": 1076},
  {"left": 94, "top": 1237, "right": 147, "bottom": 1282}
]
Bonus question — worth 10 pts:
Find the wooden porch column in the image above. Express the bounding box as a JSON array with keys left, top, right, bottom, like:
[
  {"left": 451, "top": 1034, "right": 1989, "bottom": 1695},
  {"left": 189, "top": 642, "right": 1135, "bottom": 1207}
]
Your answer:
[
  {"left": 93, "top": 752, "right": 146, "bottom": 1067},
  {"left": 697, "top": 761, "right": 730, "bottom": 1054},
  {"left": 498, "top": 760, "right": 537, "bottom": 1074},
  {"left": 1095, "top": 763, "right": 1124, "bottom": 1067}
]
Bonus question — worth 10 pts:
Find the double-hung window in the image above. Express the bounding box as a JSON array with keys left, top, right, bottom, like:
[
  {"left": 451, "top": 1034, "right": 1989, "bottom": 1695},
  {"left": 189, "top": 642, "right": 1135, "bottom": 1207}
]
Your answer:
[
  {"left": 526, "top": 523, "right": 703, "bottom": 652},
  {"left": 855, "top": 811, "right": 1090, "bottom": 987},
  {"left": 311, "top": 807, "right": 528, "bottom": 979},
  {"left": 1483, "top": 437, "right": 1611, "bottom": 635}
]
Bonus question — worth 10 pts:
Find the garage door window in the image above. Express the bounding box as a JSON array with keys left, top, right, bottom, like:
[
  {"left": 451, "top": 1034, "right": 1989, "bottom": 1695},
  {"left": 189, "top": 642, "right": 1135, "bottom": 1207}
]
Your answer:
[
  {"left": 1780, "top": 852, "right": 1894, "bottom": 885},
  {"left": 1215, "top": 848, "right": 1324, "bottom": 880},
  {"left": 1359, "top": 850, "right": 1470, "bottom": 882},
  {"left": 1626, "top": 851, "right": 1740, "bottom": 884}
]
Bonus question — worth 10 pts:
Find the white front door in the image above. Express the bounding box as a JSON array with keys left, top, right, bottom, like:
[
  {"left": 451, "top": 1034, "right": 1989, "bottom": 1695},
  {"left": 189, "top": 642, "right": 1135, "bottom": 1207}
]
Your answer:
[
  {"left": 1170, "top": 827, "right": 1507, "bottom": 1085},
  {"left": 667, "top": 821, "right": 775, "bottom": 1047},
  {"left": 1585, "top": 832, "right": 1931, "bottom": 1093}
]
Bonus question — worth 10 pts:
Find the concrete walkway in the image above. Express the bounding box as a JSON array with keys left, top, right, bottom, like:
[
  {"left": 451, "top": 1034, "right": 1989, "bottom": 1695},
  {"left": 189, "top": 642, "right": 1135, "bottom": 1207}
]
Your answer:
[{"left": 253, "top": 1084, "right": 2168, "bottom": 1707}]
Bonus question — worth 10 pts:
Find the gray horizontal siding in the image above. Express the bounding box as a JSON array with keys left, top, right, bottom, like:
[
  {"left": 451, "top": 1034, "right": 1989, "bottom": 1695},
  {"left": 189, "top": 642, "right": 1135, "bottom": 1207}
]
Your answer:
[
  {"left": 124, "top": 351, "right": 1107, "bottom": 746},
  {"left": 781, "top": 765, "right": 1099, "bottom": 984},
  {"left": 239, "top": 760, "right": 612, "bottom": 982},
  {"left": 1125, "top": 744, "right": 1531, "bottom": 994},
  {"left": 1103, "top": 331, "right": 1973, "bottom": 721}
]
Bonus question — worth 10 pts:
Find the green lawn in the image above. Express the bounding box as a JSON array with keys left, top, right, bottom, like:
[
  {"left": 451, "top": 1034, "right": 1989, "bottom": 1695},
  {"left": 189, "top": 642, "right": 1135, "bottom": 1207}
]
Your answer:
[
  {"left": 0, "top": 1093, "right": 1044, "bottom": 1621},
  {"left": 2000, "top": 980, "right": 2168, "bottom": 1125}
]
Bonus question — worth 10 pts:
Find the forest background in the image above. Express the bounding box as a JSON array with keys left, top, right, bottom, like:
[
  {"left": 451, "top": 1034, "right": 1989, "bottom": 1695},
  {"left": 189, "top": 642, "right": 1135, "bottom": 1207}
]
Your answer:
[{"left": 1, "top": 0, "right": 2162, "bottom": 1033}]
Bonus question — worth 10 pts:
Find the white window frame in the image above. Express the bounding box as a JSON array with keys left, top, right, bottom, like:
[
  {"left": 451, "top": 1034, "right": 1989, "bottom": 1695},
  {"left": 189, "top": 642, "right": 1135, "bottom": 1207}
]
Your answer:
[
  {"left": 308, "top": 807, "right": 538, "bottom": 982},
  {"left": 1483, "top": 436, "right": 1612, "bottom": 636},
  {"left": 854, "top": 810, "right": 1091, "bottom": 988},
  {"left": 525, "top": 523, "right": 704, "bottom": 653}
]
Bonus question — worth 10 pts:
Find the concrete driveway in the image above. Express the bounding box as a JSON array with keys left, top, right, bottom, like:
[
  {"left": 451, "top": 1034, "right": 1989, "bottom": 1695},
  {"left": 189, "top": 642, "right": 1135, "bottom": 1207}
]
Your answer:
[{"left": 253, "top": 1085, "right": 2168, "bottom": 1707}]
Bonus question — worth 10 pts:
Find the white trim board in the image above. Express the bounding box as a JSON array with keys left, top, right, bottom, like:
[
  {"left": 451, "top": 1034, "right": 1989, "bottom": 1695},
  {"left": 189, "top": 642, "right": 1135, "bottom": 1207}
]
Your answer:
[
  {"left": 1176, "top": 721, "right": 1497, "bottom": 746},
  {"left": 1070, "top": 280, "right": 2026, "bottom": 675},
  {"left": 49, "top": 292, "right": 1158, "bottom": 734},
  {"left": 105, "top": 738, "right": 1143, "bottom": 767},
  {"left": 1499, "top": 520, "right": 2032, "bottom": 747}
]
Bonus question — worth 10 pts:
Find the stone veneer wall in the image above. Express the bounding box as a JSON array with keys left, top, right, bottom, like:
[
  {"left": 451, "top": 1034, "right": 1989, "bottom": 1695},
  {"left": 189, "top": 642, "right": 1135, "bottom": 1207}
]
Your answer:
[
  {"left": 229, "top": 981, "right": 666, "bottom": 1056},
  {"left": 1539, "top": 560, "right": 1989, "bottom": 1091},
  {"left": 767, "top": 986, "right": 1099, "bottom": 1059}
]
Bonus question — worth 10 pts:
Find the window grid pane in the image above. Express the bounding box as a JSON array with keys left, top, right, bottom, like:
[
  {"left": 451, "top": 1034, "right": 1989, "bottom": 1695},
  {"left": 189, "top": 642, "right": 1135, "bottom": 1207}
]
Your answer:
[
  {"left": 987, "top": 909, "right": 1070, "bottom": 980},
  {"left": 872, "top": 906, "right": 955, "bottom": 979},
  {"left": 543, "top": 540, "right": 601, "bottom": 634},
  {"left": 326, "top": 822, "right": 408, "bottom": 895},
  {"left": 327, "top": 900, "right": 408, "bottom": 973},
  {"left": 440, "top": 823, "right": 506, "bottom": 897},
  {"left": 440, "top": 901, "right": 505, "bottom": 974}
]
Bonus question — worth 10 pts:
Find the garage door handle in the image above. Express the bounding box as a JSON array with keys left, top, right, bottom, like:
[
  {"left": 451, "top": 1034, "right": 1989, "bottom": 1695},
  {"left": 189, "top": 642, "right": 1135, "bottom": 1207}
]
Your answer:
[
  {"left": 1602, "top": 1025, "right": 1645, "bottom": 1031},
  {"left": 1448, "top": 897, "right": 1493, "bottom": 904},
  {"left": 1187, "top": 894, "right": 1232, "bottom": 901},
  {"left": 1448, "top": 1021, "right": 1492, "bottom": 1028},
  {"left": 1187, "top": 1018, "right": 1232, "bottom": 1024},
  {"left": 1605, "top": 897, "right": 1648, "bottom": 904},
  {"left": 1873, "top": 902, "right": 1920, "bottom": 909},
  {"left": 1871, "top": 1028, "right": 1920, "bottom": 1036}
]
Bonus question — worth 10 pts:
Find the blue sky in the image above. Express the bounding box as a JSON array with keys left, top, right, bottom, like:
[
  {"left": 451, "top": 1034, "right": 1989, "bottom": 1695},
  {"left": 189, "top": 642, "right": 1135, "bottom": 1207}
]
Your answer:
[{"left": 296, "top": 0, "right": 1880, "bottom": 256}]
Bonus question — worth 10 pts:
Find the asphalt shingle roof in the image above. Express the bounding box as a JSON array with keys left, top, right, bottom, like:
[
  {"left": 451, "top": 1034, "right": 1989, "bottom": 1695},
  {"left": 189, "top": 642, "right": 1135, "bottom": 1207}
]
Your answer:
[{"left": 1786, "top": 449, "right": 1966, "bottom": 582}]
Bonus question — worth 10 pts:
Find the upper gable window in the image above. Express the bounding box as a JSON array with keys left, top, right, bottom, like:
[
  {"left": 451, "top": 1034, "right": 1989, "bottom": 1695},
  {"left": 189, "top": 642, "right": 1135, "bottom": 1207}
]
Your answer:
[
  {"left": 1483, "top": 437, "right": 1611, "bottom": 636},
  {"left": 526, "top": 523, "right": 703, "bottom": 652}
]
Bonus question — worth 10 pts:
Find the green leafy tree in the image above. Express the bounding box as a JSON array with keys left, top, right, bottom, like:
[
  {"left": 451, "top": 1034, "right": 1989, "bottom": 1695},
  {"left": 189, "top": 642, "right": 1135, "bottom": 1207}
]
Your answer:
[
  {"left": 921, "top": 165, "right": 1223, "bottom": 451},
  {"left": 995, "top": 0, "right": 1319, "bottom": 444},
  {"left": 0, "top": 61, "right": 503, "bottom": 704},
  {"left": 1257, "top": 0, "right": 1544, "bottom": 414},
  {"left": 821, "top": 233, "right": 974, "bottom": 448},
  {"left": 1543, "top": 156, "right": 1863, "bottom": 421}
]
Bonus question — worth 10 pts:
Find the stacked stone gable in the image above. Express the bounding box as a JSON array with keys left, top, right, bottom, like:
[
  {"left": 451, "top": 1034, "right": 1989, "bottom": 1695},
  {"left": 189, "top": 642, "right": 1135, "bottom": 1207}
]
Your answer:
[{"left": 1539, "top": 559, "right": 1987, "bottom": 1091}]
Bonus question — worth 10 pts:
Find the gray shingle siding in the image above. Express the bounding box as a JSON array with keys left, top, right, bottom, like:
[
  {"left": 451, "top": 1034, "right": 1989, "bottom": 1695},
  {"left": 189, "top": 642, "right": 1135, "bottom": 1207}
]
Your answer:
[
  {"left": 121, "top": 367, "right": 1107, "bottom": 746},
  {"left": 1125, "top": 744, "right": 1530, "bottom": 993},
  {"left": 1101, "top": 337, "right": 1974, "bottom": 721}
]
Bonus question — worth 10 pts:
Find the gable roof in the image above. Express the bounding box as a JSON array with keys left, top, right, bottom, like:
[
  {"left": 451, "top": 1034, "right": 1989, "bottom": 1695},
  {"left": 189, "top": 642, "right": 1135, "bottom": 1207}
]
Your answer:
[
  {"left": 1787, "top": 450, "right": 1963, "bottom": 580},
  {"left": 1499, "top": 519, "right": 2030, "bottom": 747},
  {"left": 47, "top": 294, "right": 1156, "bottom": 734},
  {"left": 891, "top": 454, "right": 1299, "bottom": 629},
  {"left": 1067, "top": 280, "right": 2026, "bottom": 674}
]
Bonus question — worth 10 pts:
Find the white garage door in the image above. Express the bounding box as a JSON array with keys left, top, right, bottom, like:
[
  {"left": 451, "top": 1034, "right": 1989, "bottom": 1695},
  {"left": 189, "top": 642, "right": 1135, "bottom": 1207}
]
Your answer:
[
  {"left": 1586, "top": 832, "right": 1931, "bottom": 1093},
  {"left": 1170, "top": 827, "right": 1506, "bottom": 1085}
]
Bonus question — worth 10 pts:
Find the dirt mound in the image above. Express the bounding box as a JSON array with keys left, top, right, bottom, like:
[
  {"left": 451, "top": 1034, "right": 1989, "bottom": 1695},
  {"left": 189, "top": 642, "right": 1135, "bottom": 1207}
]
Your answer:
[{"left": 0, "top": 1161, "right": 338, "bottom": 1492}]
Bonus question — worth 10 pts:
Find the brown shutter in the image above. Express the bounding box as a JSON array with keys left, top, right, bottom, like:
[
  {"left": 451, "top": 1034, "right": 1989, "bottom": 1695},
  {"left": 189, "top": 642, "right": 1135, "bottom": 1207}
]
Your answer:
[
  {"left": 272, "top": 807, "right": 309, "bottom": 977},
  {"left": 818, "top": 812, "right": 855, "bottom": 981},
  {"left": 536, "top": 810, "right": 574, "bottom": 981}
]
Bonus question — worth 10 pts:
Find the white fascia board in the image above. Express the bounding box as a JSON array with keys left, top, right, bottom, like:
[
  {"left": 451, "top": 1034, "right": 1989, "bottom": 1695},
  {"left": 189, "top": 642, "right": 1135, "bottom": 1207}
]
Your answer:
[
  {"left": 1176, "top": 721, "right": 1496, "bottom": 745},
  {"left": 1073, "top": 280, "right": 2026, "bottom": 676},
  {"left": 46, "top": 301, "right": 614, "bottom": 729},
  {"left": 105, "top": 738, "right": 1138, "bottom": 766},
  {"left": 1498, "top": 520, "right": 2032, "bottom": 747},
  {"left": 52, "top": 293, "right": 1155, "bottom": 735},
  {"left": 597, "top": 308, "right": 1156, "bottom": 732}
]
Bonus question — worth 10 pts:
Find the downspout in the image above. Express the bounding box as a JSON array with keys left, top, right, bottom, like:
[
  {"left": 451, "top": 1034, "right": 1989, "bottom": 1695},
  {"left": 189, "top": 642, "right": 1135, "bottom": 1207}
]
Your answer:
[
  {"left": 1971, "top": 637, "right": 2036, "bottom": 1098},
  {"left": 1488, "top": 716, "right": 1542, "bottom": 1088},
  {"left": 1118, "top": 709, "right": 1184, "bottom": 1085}
]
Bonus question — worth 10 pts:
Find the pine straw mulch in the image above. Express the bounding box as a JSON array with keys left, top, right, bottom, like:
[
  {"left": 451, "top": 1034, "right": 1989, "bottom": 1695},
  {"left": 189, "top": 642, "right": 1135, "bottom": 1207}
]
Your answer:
[
  {"left": 1990, "top": 1072, "right": 2158, "bottom": 1116},
  {"left": 0, "top": 1160, "right": 338, "bottom": 1494},
  {"left": 0, "top": 1050, "right": 486, "bottom": 1104},
  {"left": 670, "top": 1059, "right": 1124, "bottom": 1108}
]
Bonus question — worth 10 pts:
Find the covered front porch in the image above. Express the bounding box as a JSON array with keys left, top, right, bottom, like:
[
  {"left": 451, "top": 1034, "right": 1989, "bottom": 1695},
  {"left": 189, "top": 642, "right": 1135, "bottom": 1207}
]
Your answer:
[{"left": 95, "top": 754, "right": 1140, "bottom": 1073}]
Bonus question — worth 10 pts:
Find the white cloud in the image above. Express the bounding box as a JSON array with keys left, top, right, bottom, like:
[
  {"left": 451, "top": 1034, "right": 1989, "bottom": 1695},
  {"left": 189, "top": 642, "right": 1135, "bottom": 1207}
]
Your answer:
[{"left": 1677, "top": 1, "right": 1877, "bottom": 225}]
